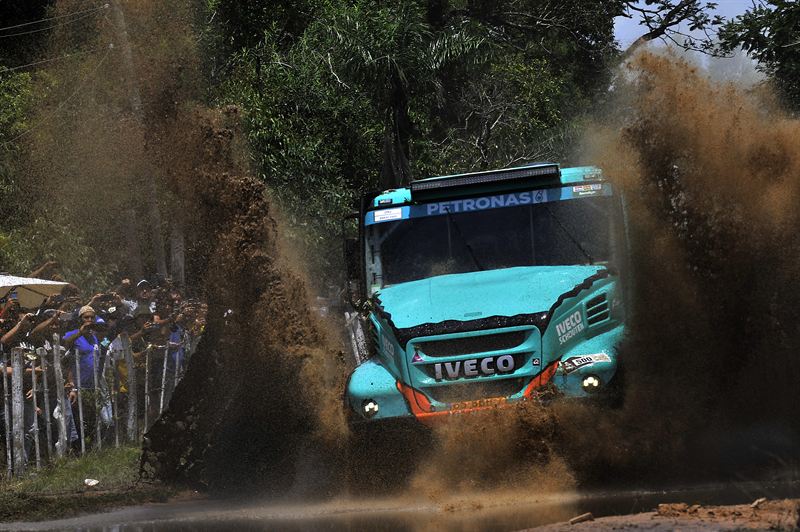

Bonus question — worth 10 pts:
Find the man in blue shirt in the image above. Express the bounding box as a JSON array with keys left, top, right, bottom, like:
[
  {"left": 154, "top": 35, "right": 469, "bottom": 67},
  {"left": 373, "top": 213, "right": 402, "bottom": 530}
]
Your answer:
[
  {"left": 63, "top": 305, "right": 113, "bottom": 448},
  {"left": 63, "top": 306, "right": 100, "bottom": 396}
]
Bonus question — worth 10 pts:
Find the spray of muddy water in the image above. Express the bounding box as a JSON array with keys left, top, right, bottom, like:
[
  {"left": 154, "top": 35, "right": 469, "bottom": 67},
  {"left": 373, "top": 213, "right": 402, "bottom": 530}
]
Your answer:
[
  {"left": 552, "top": 50, "right": 800, "bottom": 482},
  {"left": 17, "top": 0, "right": 349, "bottom": 493},
  {"left": 401, "top": 49, "right": 800, "bottom": 501}
]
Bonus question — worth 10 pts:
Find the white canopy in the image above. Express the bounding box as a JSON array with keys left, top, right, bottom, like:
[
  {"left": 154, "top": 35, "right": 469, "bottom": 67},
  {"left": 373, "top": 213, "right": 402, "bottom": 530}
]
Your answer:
[{"left": 0, "top": 275, "right": 68, "bottom": 309}]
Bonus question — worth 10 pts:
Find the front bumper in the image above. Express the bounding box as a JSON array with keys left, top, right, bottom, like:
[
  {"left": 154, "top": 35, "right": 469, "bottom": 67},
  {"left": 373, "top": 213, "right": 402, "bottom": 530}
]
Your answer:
[{"left": 346, "top": 326, "right": 623, "bottom": 426}]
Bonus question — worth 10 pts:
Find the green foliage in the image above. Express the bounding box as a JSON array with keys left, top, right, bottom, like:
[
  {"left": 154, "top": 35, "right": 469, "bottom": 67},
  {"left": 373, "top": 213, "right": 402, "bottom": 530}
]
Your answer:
[
  {"left": 719, "top": 0, "right": 800, "bottom": 109},
  {"left": 215, "top": 26, "right": 381, "bottom": 275},
  {"left": 208, "top": 0, "right": 623, "bottom": 279},
  {"left": 0, "top": 69, "right": 34, "bottom": 223},
  {"left": 0, "top": 210, "right": 115, "bottom": 292}
]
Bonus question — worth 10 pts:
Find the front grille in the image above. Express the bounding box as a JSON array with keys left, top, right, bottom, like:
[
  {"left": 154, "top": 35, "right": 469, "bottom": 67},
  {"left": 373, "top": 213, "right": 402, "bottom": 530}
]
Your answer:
[
  {"left": 424, "top": 378, "right": 526, "bottom": 403},
  {"left": 416, "top": 330, "right": 527, "bottom": 357},
  {"left": 586, "top": 293, "right": 609, "bottom": 325}
]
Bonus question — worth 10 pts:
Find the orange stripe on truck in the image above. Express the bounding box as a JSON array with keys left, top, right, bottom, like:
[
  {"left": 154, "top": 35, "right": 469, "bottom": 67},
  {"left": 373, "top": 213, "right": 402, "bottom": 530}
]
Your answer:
[
  {"left": 396, "top": 361, "right": 560, "bottom": 426},
  {"left": 522, "top": 361, "right": 559, "bottom": 399}
]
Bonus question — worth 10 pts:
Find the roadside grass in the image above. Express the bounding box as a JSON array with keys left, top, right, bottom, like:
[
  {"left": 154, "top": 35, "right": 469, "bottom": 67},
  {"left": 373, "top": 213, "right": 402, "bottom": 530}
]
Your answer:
[
  {"left": 3, "top": 446, "right": 140, "bottom": 494},
  {"left": 0, "top": 446, "right": 176, "bottom": 523}
]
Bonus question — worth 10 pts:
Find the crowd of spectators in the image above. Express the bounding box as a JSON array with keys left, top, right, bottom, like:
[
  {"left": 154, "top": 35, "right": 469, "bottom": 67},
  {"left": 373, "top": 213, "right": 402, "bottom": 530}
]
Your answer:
[{"left": 0, "top": 262, "right": 206, "bottom": 466}]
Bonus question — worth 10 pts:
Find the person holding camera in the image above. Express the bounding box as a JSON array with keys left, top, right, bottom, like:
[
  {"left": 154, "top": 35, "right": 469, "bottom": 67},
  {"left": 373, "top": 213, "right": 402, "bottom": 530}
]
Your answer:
[
  {"left": 63, "top": 306, "right": 100, "bottom": 391},
  {"left": 0, "top": 312, "right": 35, "bottom": 347},
  {"left": 63, "top": 306, "right": 112, "bottom": 447}
]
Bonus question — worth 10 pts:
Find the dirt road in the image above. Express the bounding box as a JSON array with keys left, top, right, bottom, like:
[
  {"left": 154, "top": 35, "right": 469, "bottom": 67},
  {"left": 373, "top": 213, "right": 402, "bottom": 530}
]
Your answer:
[{"left": 4, "top": 479, "right": 799, "bottom": 531}]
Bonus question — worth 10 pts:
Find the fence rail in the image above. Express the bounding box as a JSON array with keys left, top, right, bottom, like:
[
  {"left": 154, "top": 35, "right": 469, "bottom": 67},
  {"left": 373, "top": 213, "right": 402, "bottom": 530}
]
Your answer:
[{"left": 0, "top": 333, "right": 197, "bottom": 478}]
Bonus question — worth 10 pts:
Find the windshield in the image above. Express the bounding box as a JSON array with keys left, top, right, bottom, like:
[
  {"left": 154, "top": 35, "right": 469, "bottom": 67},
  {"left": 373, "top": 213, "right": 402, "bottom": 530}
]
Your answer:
[{"left": 365, "top": 189, "right": 616, "bottom": 290}]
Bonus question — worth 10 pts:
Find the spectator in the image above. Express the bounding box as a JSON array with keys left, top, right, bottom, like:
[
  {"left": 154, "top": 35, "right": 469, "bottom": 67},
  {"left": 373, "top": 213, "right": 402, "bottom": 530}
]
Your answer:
[
  {"left": 135, "top": 280, "right": 155, "bottom": 315},
  {"left": 0, "top": 313, "right": 45, "bottom": 464},
  {"left": 1, "top": 312, "right": 34, "bottom": 347},
  {"left": 63, "top": 306, "right": 100, "bottom": 391},
  {"left": 115, "top": 279, "right": 137, "bottom": 315},
  {"left": 28, "top": 310, "right": 80, "bottom": 455},
  {"left": 63, "top": 305, "right": 112, "bottom": 446},
  {"left": 0, "top": 269, "right": 205, "bottom": 466}
]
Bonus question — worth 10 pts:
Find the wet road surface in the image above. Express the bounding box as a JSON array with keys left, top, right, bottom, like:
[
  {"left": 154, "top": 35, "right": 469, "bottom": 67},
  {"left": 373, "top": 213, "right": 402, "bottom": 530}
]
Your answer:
[{"left": 4, "top": 479, "right": 800, "bottom": 531}]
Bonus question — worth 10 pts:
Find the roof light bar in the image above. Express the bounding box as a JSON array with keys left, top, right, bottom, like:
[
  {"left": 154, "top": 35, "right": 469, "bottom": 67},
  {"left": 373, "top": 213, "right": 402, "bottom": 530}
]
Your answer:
[{"left": 410, "top": 164, "right": 561, "bottom": 195}]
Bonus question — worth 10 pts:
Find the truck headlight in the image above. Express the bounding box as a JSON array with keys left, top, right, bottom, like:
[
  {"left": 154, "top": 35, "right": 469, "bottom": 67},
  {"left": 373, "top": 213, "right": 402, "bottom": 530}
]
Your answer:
[
  {"left": 362, "top": 399, "right": 379, "bottom": 418},
  {"left": 582, "top": 375, "right": 601, "bottom": 392}
]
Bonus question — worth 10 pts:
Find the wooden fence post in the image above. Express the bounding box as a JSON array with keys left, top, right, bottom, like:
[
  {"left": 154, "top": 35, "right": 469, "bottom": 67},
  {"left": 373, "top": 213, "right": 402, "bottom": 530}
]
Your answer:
[
  {"left": 37, "top": 348, "right": 53, "bottom": 460},
  {"left": 92, "top": 345, "right": 101, "bottom": 450},
  {"left": 75, "top": 351, "right": 85, "bottom": 455},
  {"left": 2, "top": 355, "right": 12, "bottom": 478},
  {"left": 124, "top": 339, "right": 137, "bottom": 442},
  {"left": 29, "top": 351, "right": 41, "bottom": 469},
  {"left": 11, "top": 348, "right": 25, "bottom": 476},
  {"left": 159, "top": 346, "right": 168, "bottom": 415},
  {"left": 51, "top": 334, "right": 68, "bottom": 458}
]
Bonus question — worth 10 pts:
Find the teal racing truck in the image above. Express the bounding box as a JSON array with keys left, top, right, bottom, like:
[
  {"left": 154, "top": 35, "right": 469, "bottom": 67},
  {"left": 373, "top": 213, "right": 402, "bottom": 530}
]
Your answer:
[{"left": 343, "top": 163, "right": 627, "bottom": 425}]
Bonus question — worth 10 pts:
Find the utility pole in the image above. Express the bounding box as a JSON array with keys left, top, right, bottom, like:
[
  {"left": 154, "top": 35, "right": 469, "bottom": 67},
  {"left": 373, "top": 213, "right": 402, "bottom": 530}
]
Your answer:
[{"left": 110, "top": 0, "right": 168, "bottom": 278}]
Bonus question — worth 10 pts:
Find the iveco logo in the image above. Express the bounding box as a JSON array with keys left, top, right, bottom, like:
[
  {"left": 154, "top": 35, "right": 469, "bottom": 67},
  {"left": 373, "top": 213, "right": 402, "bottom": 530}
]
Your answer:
[{"left": 433, "top": 355, "right": 515, "bottom": 381}]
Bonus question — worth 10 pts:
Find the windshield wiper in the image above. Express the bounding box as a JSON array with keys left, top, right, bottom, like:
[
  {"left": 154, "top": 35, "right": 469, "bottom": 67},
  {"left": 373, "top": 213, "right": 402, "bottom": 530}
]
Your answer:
[
  {"left": 443, "top": 207, "right": 486, "bottom": 271},
  {"left": 543, "top": 205, "right": 595, "bottom": 264}
]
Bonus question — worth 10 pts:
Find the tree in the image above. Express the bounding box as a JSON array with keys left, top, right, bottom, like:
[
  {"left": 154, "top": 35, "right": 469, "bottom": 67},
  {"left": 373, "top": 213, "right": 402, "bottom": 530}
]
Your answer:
[
  {"left": 620, "top": 0, "right": 724, "bottom": 57},
  {"left": 718, "top": 0, "right": 800, "bottom": 109}
]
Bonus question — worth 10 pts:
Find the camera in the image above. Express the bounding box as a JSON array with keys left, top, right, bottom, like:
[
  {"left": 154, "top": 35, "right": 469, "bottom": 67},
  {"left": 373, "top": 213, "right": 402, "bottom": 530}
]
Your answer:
[
  {"left": 59, "top": 310, "right": 78, "bottom": 328},
  {"left": 34, "top": 309, "right": 58, "bottom": 324}
]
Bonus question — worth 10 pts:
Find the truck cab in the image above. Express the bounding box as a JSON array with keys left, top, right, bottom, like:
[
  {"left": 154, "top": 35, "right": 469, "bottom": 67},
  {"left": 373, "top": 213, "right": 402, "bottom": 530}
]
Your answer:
[{"left": 344, "top": 163, "right": 627, "bottom": 425}]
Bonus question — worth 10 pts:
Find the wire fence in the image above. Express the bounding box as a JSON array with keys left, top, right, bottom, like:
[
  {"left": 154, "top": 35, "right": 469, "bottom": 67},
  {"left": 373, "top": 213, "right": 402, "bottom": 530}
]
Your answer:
[{"left": 0, "top": 332, "right": 198, "bottom": 478}]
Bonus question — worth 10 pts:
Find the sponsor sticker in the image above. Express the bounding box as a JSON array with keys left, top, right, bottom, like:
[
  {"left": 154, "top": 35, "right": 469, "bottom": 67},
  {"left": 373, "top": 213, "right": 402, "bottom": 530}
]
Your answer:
[
  {"left": 424, "top": 190, "right": 547, "bottom": 216},
  {"left": 450, "top": 397, "right": 507, "bottom": 411},
  {"left": 560, "top": 353, "right": 611, "bottom": 374},
  {"left": 572, "top": 184, "right": 603, "bottom": 197},
  {"left": 381, "top": 334, "right": 396, "bottom": 358},
  {"left": 555, "top": 310, "right": 585, "bottom": 345},
  {"left": 532, "top": 357, "right": 541, "bottom": 366},
  {"left": 374, "top": 207, "right": 402, "bottom": 222}
]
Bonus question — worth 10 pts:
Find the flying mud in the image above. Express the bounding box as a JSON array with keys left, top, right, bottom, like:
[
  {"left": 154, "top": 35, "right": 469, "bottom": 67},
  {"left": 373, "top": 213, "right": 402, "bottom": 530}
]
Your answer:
[{"left": 140, "top": 50, "right": 800, "bottom": 509}]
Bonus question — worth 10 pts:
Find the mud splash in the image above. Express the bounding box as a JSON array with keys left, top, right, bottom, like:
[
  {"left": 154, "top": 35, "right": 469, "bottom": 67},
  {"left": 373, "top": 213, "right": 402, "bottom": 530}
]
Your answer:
[
  {"left": 409, "top": 403, "right": 575, "bottom": 498},
  {"left": 140, "top": 108, "right": 348, "bottom": 491},
  {"left": 14, "top": 0, "right": 349, "bottom": 492},
  {"left": 145, "top": 49, "right": 800, "bottom": 497},
  {"left": 400, "top": 50, "right": 800, "bottom": 498},
  {"left": 24, "top": 0, "right": 800, "bottom": 502},
  {"left": 556, "top": 50, "right": 800, "bottom": 481}
]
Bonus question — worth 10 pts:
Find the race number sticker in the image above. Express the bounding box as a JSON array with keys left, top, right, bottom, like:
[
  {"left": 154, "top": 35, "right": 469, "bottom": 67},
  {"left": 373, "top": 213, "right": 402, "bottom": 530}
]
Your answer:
[
  {"left": 561, "top": 353, "right": 611, "bottom": 374},
  {"left": 572, "top": 184, "right": 602, "bottom": 197}
]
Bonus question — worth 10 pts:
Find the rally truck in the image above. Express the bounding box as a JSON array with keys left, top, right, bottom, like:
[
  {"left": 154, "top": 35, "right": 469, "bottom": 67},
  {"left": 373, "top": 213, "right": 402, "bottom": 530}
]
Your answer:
[{"left": 342, "top": 163, "right": 627, "bottom": 425}]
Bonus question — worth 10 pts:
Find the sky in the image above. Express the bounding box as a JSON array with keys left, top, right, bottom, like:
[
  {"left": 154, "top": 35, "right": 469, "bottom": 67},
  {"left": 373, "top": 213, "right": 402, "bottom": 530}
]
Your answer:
[
  {"left": 613, "top": 0, "right": 764, "bottom": 84},
  {"left": 614, "top": 0, "right": 755, "bottom": 48}
]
